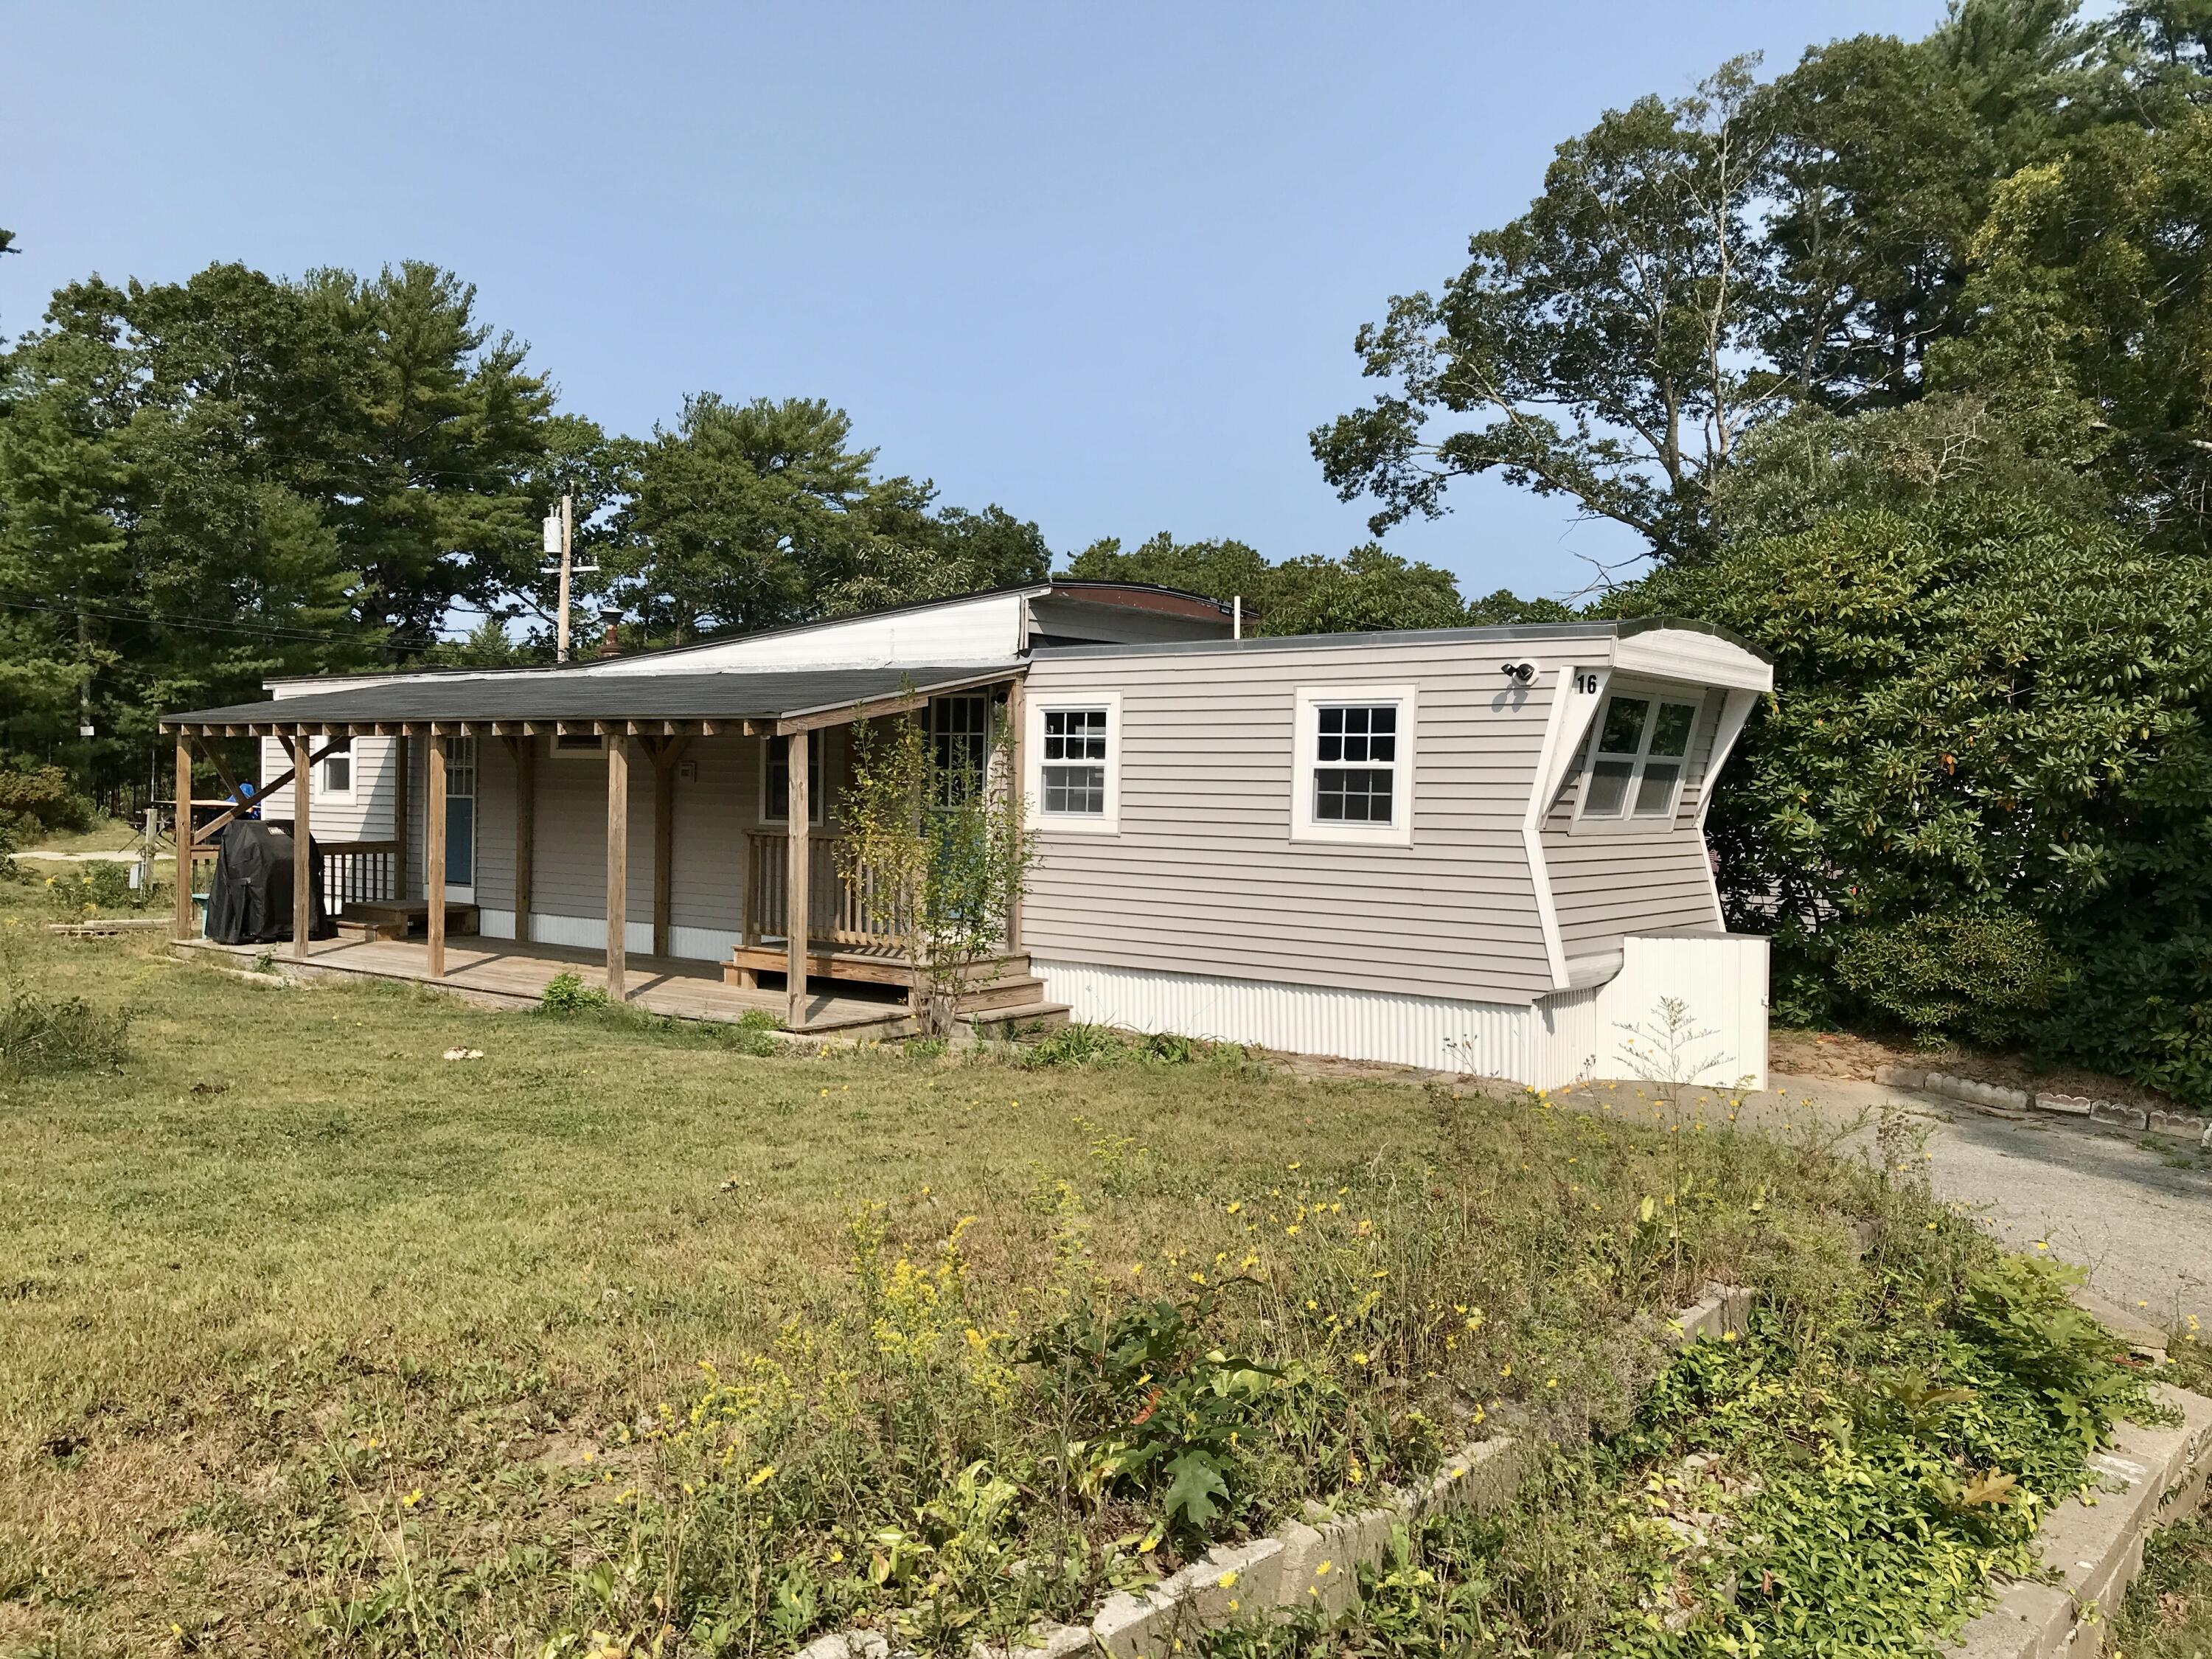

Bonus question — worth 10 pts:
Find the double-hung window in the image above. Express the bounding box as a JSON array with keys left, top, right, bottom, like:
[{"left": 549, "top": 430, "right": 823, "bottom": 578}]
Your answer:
[
  {"left": 1026, "top": 692, "right": 1120, "bottom": 832},
  {"left": 1293, "top": 685, "right": 1416, "bottom": 846},
  {"left": 1576, "top": 692, "right": 1699, "bottom": 822},
  {"left": 1041, "top": 709, "right": 1107, "bottom": 814}
]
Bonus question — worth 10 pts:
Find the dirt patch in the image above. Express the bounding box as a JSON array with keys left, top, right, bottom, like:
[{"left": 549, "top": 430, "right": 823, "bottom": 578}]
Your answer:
[{"left": 1771, "top": 1027, "right": 2197, "bottom": 1115}]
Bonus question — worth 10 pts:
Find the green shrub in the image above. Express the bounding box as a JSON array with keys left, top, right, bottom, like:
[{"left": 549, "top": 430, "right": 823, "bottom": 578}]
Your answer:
[
  {"left": 0, "top": 987, "right": 131, "bottom": 1077},
  {"left": 538, "top": 970, "right": 608, "bottom": 1017},
  {"left": 1834, "top": 909, "right": 2061, "bottom": 1046},
  {"left": 0, "top": 763, "right": 94, "bottom": 851}
]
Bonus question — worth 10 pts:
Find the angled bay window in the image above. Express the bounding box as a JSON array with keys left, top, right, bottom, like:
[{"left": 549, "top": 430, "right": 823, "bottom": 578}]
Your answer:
[{"left": 1576, "top": 691, "right": 1699, "bottom": 823}]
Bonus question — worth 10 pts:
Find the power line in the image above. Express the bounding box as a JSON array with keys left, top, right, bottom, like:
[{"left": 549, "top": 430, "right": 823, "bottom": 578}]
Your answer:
[{"left": 0, "top": 594, "right": 546, "bottom": 652}]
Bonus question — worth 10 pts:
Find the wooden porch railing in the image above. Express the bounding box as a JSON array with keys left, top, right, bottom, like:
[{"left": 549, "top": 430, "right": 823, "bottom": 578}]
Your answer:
[
  {"left": 320, "top": 839, "right": 402, "bottom": 912},
  {"left": 742, "top": 830, "right": 908, "bottom": 949}
]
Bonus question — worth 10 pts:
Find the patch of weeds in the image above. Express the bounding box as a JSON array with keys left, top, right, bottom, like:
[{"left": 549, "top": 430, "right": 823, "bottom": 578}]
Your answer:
[
  {"left": 0, "top": 987, "right": 131, "bottom": 1077},
  {"left": 41, "top": 860, "right": 149, "bottom": 916},
  {"left": 1020, "top": 1287, "right": 1326, "bottom": 1544},
  {"left": 728, "top": 1006, "right": 781, "bottom": 1057},
  {"left": 1025, "top": 1022, "right": 1222, "bottom": 1068},
  {"left": 905, "top": 1035, "right": 950, "bottom": 1060},
  {"left": 538, "top": 970, "right": 608, "bottom": 1017},
  {"left": 2115, "top": 1516, "right": 2212, "bottom": 1659}
]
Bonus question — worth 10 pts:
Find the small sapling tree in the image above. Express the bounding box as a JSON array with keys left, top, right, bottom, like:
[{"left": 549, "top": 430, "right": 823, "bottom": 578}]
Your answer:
[{"left": 835, "top": 697, "right": 1034, "bottom": 1036}]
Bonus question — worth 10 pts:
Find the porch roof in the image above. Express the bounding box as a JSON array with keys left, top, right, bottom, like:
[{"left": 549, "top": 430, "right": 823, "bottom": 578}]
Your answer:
[{"left": 160, "top": 664, "right": 1019, "bottom": 738}]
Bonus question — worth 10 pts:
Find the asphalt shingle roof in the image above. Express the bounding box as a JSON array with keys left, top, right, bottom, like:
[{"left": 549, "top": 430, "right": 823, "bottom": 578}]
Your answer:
[{"left": 164, "top": 665, "right": 1004, "bottom": 728}]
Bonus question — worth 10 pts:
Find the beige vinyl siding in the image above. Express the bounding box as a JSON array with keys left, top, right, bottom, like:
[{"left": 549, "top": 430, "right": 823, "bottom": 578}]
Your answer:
[
  {"left": 1541, "top": 687, "right": 1725, "bottom": 954},
  {"left": 1023, "top": 641, "right": 1557, "bottom": 1006},
  {"left": 257, "top": 734, "right": 400, "bottom": 843},
  {"left": 466, "top": 729, "right": 836, "bottom": 947}
]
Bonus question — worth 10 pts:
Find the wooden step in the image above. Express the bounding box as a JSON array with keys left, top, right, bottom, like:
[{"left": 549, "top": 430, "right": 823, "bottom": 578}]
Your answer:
[
  {"left": 953, "top": 975, "right": 1048, "bottom": 1013},
  {"left": 961, "top": 1001, "right": 1071, "bottom": 1039},
  {"left": 725, "top": 946, "right": 1032, "bottom": 992},
  {"left": 338, "top": 900, "right": 479, "bottom": 941}
]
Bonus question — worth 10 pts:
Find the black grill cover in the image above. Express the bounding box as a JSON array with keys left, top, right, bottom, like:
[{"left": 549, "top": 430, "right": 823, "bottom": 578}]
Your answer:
[{"left": 204, "top": 821, "right": 331, "bottom": 945}]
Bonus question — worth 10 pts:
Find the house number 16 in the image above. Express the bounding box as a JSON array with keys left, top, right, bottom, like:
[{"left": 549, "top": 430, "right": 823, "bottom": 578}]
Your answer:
[{"left": 1574, "top": 672, "right": 1601, "bottom": 695}]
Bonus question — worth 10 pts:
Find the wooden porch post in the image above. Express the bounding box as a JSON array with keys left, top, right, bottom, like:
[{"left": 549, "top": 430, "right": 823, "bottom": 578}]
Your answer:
[
  {"left": 426, "top": 734, "right": 448, "bottom": 978},
  {"left": 512, "top": 736, "right": 535, "bottom": 943},
  {"left": 785, "top": 729, "right": 808, "bottom": 1029},
  {"left": 606, "top": 731, "right": 629, "bottom": 1000},
  {"left": 290, "top": 732, "right": 313, "bottom": 960},
  {"left": 173, "top": 731, "right": 194, "bottom": 940},
  {"left": 1003, "top": 676, "right": 1025, "bottom": 956},
  {"left": 392, "top": 732, "right": 411, "bottom": 899},
  {"left": 651, "top": 737, "right": 686, "bottom": 959}
]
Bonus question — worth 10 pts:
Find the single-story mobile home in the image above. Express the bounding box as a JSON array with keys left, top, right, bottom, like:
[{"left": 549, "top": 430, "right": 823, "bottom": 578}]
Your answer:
[{"left": 161, "top": 580, "right": 1775, "bottom": 1089}]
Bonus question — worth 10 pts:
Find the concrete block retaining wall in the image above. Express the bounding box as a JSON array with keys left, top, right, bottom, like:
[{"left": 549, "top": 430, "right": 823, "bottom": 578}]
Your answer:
[
  {"left": 1949, "top": 1382, "right": 2212, "bottom": 1659},
  {"left": 1875, "top": 1065, "right": 2212, "bottom": 1148}
]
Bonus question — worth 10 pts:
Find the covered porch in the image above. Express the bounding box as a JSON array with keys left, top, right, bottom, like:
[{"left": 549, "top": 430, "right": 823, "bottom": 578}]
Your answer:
[{"left": 161, "top": 663, "right": 1042, "bottom": 1032}]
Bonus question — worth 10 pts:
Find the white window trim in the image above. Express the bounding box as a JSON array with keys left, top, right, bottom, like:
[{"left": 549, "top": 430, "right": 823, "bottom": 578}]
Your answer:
[
  {"left": 1291, "top": 684, "right": 1417, "bottom": 847},
  {"left": 316, "top": 740, "right": 355, "bottom": 801},
  {"left": 1567, "top": 681, "right": 1704, "bottom": 836},
  {"left": 759, "top": 734, "right": 827, "bottom": 828},
  {"left": 1024, "top": 690, "right": 1121, "bottom": 835}
]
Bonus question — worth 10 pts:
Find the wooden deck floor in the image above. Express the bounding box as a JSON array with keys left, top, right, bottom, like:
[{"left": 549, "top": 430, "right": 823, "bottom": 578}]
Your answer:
[{"left": 184, "top": 935, "right": 912, "bottom": 1034}]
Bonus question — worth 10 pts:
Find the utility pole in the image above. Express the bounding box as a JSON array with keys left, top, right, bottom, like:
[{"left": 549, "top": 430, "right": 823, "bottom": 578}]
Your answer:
[{"left": 546, "top": 495, "right": 577, "bottom": 663}]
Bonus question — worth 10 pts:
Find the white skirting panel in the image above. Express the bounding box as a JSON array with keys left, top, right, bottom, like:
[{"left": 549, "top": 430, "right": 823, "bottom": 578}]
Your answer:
[
  {"left": 1034, "top": 933, "right": 1767, "bottom": 1092},
  {"left": 1599, "top": 931, "right": 1769, "bottom": 1091},
  {"left": 476, "top": 911, "right": 735, "bottom": 964}
]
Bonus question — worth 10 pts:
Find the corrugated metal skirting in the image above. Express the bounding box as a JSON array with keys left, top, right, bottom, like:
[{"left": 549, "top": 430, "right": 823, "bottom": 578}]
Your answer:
[{"left": 1035, "top": 936, "right": 1766, "bottom": 1092}]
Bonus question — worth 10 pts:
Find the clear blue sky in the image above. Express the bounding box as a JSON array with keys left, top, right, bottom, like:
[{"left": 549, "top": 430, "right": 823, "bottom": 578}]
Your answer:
[{"left": 7, "top": 1, "right": 1942, "bottom": 602}]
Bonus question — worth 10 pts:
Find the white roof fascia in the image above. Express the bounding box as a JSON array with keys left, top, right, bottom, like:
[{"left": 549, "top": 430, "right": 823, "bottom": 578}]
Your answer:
[
  {"left": 576, "top": 588, "right": 1039, "bottom": 675},
  {"left": 1608, "top": 627, "right": 1773, "bottom": 692}
]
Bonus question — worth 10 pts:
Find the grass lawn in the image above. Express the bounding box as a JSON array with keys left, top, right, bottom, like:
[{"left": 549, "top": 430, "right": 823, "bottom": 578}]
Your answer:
[
  {"left": 10, "top": 818, "right": 146, "bottom": 858},
  {"left": 0, "top": 886, "right": 2162, "bottom": 1658}
]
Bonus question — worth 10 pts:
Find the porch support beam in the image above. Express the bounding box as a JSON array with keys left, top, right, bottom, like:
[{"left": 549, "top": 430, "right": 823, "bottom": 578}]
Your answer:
[
  {"left": 785, "top": 730, "right": 809, "bottom": 1029},
  {"left": 650, "top": 737, "right": 689, "bottom": 959},
  {"left": 426, "top": 735, "right": 448, "bottom": 979},
  {"left": 393, "top": 733, "right": 411, "bottom": 899},
  {"left": 289, "top": 733, "right": 313, "bottom": 961},
  {"left": 606, "top": 733, "right": 629, "bottom": 1001},
  {"left": 510, "top": 734, "right": 535, "bottom": 943},
  {"left": 1004, "top": 676, "right": 1025, "bottom": 957},
  {"left": 173, "top": 732, "right": 194, "bottom": 940}
]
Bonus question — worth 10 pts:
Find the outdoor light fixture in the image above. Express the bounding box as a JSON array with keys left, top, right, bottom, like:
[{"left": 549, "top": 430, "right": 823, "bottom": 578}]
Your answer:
[{"left": 1499, "top": 659, "right": 1540, "bottom": 686}]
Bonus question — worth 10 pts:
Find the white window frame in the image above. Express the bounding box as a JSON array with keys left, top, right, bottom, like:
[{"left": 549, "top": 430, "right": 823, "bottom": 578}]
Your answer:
[
  {"left": 316, "top": 737, "right": 355, "bottom": 801},
  {"left": 1291, "top": 684, "right": 1416, "bottom": 847},
  {"left": 759, "top": 734, "right": 827, "bottom": 828},
  {"left": 1568, "top": 683, "right": 1704, "bottom": 834},
  {"left": 1024, "top": 691, "right": 1121, "bottom": 835}
]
